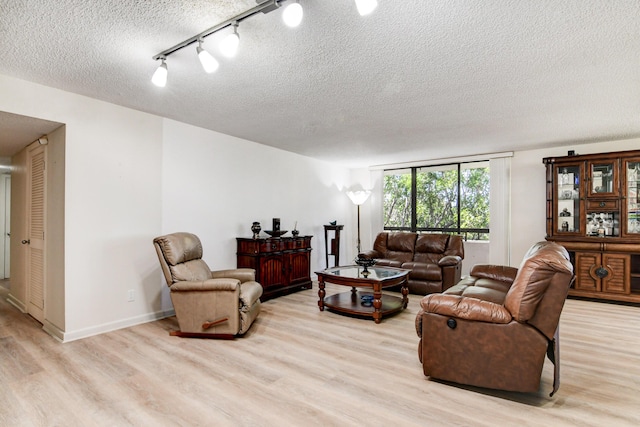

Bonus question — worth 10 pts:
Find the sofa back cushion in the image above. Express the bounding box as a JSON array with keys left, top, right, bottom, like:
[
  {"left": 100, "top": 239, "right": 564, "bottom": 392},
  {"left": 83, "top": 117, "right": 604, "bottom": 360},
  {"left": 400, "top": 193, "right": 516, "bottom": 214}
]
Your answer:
[
  {"left": 372, "top": 232, "right": 416, "bottom": 263},
  {"left": 412, "top": 233, "right": 464, "bottom": 265},
  {"left": 504, "top": 242, "right": 573, "bottom": 337}
]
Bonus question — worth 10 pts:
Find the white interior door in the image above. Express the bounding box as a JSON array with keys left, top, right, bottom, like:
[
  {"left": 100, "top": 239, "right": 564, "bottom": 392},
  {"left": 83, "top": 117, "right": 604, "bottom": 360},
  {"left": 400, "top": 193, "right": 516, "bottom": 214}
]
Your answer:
[{"left": 26, "top": 144, "right": 46, "bottom": 323}]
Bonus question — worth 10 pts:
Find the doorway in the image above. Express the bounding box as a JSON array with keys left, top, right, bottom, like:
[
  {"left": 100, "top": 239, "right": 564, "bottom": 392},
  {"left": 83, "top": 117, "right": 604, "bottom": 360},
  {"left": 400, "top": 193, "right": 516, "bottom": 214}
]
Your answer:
[{"left": 0, "top": 174, "right": 10, "bottom": 278}]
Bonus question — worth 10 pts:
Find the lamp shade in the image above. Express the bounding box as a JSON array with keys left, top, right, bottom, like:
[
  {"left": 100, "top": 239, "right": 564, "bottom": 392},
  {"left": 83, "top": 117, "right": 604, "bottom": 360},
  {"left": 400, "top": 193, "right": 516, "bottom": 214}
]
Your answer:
[
  {"left": 151, "top": 60, "right": 168, "bottom": 87},
  {"left": 220, "top": 31, "right": 240, "bottom": 58},
  {"left": 346, "top": 190, "right": 371, "bottom": 205},
  {"left": 197, "top": 46, "right": 219, "bottom": 73},
  {"left": 355, "top": 0, "right": 378, "bottom": 16},
  {"left": 282, "top": 2, "right": 303, "bottom": 27}
]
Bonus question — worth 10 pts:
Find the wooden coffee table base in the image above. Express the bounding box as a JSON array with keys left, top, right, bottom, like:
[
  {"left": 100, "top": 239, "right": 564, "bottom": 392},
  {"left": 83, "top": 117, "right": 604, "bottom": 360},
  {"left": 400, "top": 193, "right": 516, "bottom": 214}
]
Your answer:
[
  {"left": 316, "top": 266, "right": 409, "bottom": 324},
  {"left": 322, "top": 290, "right": 405, "bottom": 323}
]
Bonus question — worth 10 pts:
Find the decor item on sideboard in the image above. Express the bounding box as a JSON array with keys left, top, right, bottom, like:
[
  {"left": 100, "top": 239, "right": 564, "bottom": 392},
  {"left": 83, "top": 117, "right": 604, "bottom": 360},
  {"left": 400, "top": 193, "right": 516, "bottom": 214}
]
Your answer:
[
  {"left": 251, "top": 221, "right": 261, "bottom": 239},
  {"left": 291, "top": 221, "right": 299, "bottom": 237},
  {"left": 264, "top": 229, "right": 288, "bottom": 238},
  {"left": 272, "top": 218, "right": 281, "bottom": 232}
]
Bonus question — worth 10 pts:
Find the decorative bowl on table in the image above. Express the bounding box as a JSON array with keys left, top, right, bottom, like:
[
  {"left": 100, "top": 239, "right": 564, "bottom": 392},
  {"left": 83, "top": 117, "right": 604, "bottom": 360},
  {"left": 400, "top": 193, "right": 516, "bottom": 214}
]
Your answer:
[
  {"left": 264, "top": 230, "right": 288, "bottom": 238},
  {"left": 354, "top": 256, "right": 377, "bottom": 268},
  {"left": 361, "top": 294, "right": 374, "bottom": 307},
  {"left": 355, "top": 256, "right": 377, "bottom": 274}
]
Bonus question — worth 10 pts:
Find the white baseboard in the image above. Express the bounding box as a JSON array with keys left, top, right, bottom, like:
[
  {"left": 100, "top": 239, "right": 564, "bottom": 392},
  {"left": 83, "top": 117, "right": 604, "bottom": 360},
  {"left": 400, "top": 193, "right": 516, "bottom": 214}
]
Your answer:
[
  {"left": 57, "top": 309, "right": 175, "bottom": 343},
  {"left": 6, "top": 293, "right": 27, "bottom": 312}
]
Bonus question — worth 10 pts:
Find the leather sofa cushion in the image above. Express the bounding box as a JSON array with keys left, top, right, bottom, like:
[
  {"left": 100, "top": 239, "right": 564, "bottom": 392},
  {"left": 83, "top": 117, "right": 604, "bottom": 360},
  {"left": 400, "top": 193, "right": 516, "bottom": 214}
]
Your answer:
[
  {"left": 375, "top": 259, "right": 404, "bottom": 268},
  {"left": 402, "top": 262, "right": 442, "bottom": 281},
  {"left": 444, "top": 276, "right": 511, "bottom": 305},
  {"left": 387, "top": 232, "right": 417, "bottom": 253},
  {"left": 415, "top": 233, "right": 448, "bottom": 254}
]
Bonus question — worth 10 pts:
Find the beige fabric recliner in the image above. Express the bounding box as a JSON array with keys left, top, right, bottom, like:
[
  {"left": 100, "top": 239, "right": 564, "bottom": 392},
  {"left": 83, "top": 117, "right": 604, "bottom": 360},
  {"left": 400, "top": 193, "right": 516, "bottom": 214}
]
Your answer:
[{"left": 154, "top": 232, "right": 263, "bottom": 338}]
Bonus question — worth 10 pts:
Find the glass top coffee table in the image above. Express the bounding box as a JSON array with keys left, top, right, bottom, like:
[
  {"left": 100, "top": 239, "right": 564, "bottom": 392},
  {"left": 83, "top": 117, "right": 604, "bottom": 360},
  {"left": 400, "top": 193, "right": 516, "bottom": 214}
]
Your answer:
[{"left": 315, "top": 265, "right": 409, "bottom": 323}]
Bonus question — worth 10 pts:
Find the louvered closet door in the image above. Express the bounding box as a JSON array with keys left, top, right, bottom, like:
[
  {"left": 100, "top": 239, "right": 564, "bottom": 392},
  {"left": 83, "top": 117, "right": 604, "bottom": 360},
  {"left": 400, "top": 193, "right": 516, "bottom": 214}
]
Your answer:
[{"left": 27, "top": 144, "right": 46, "bottom": 323}]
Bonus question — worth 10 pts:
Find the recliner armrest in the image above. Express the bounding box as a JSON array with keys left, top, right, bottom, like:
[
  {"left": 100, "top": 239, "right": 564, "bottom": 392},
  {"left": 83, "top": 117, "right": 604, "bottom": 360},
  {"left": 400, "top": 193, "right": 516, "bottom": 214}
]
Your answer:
[
  {"left": 239, "top": 281, "right": 263, "bottom": 308},
  {"left": 358, "top": 250, "right": 382, "bottom": 259},
  {"left": 211, "top": 268, "right": 256, "bottom": 283},
  {"left": 469, "top": 264, "right": 518, "bottom": 284},
  {"left": 420, "top": 294, "right": 512, "bottom": 324},
  {"left": 170, "top": 278, "right": 240, "bottom": 292},
  {"left": 438, "top": 255, "right": 462, "bottom": 267}
]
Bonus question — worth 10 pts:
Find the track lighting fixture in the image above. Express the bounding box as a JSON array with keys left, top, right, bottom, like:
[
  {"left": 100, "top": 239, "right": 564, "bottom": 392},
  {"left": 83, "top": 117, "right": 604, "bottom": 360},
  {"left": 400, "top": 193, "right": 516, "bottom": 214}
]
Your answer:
[
  {"left": 282, "top": 1, "right": 303, "bottom": 28},
  {"left": 151, "top": 58, "right": 168, "bottom": 87},
  {"left": 151, "top": 1, "right": 375, "bottom": 86},
  {"left": 219, "top": 22, "right": 240, "bottom": 58},
  {"left": 355, "top": 0, "right": 378, "bottom": 16},
  {"left": 196, "top": 39, "right": 219, "bottom": 73}
]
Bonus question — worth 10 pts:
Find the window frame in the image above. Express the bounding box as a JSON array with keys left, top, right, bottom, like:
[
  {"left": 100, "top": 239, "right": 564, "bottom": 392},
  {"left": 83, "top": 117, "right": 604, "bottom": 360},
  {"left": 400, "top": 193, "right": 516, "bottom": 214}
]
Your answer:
[{"left": 383, "top": 161, "right": 490, "bottom": 240}]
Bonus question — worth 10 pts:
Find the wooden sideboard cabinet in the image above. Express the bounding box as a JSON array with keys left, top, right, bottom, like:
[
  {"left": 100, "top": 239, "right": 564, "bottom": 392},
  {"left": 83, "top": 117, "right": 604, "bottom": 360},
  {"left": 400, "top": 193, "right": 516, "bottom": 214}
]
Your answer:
[
  {"left": 543, "top": 149, "right": 640, "bottom": 303},
  {"left": 236, "top": 236, "right": 313, "bottom": 301}
]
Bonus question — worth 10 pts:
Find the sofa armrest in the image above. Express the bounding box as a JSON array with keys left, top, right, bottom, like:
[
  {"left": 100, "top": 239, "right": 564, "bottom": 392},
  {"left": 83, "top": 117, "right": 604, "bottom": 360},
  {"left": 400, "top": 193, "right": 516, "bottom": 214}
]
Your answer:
[
  {"left": 420, "top": 294, "right": 512, "bottom": 324},
  {"left": 438, "top": 255, "right": 462, "bottom": 267},
  {"left": 170, "top": 278, "right": 240, "bottom": 292},
  {"left": 358, "top": 250, "right": 382, "bottom": 259},
  {"left": 211, "top": 268, "right": 256, "bottom": 283},
  {"left": 469, "top": 264, "right": 518, "bottom": 283}
]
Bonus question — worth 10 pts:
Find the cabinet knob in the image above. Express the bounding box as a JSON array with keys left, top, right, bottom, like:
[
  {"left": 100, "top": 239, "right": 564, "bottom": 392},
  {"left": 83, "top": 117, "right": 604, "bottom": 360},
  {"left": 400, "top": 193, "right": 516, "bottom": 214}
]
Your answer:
[
  {"left": 595, "top": 266, "right": 608, "bottom": 278},
  {"left": 599, "top": 201, "right": 606, "bottom": 208}
]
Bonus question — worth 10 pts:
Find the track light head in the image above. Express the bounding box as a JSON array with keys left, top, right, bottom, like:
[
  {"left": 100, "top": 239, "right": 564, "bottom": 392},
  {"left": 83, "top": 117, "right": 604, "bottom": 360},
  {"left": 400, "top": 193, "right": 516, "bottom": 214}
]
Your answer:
[
  {"left": 151, "top": 58, "right": 168, "bottom": 87},
  {"left": 355, "top": 0, "right": 378, "bottom": 16},
  {"left": 220, "top": 22, "right": 240, "bottom": 58},
  {"left": 282, "top": 1, "right": 303, "bottom": 27},
  {"left": 197, "top": 40, "right": 219, "bottom": 73}
]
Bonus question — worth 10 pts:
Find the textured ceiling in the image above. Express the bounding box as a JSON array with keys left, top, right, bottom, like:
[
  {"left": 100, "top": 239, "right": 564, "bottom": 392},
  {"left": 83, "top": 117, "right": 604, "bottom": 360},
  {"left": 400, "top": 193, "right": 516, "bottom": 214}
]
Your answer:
[{"left": 1, "top": 0, "right": 639, "bottom": 166}]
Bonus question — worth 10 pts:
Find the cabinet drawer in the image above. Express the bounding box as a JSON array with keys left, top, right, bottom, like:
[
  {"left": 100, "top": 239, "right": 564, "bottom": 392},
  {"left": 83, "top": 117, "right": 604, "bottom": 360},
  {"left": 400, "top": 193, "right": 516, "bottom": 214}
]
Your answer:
[
  {"left": 286, "top": 238, "right": 308, "bottom": 250},
  {"left": 260, "top": 240, "right": 285, "bottom": 253},
  {"left": 586, "top": 199, "right": 618, "bottom": 210}
]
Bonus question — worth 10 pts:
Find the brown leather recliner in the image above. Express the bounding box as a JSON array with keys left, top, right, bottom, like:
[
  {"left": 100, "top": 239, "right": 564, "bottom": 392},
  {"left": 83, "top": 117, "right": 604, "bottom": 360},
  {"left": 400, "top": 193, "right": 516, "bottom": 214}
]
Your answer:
[
  {"left": 154, "top": 232, "right": 263, "bottom": 338},
  {"left": 359, "top": 231, "right": 464, "bottom": 294},
  {"left": 415, "top": 241, "right": 574, "bottom": 396}
]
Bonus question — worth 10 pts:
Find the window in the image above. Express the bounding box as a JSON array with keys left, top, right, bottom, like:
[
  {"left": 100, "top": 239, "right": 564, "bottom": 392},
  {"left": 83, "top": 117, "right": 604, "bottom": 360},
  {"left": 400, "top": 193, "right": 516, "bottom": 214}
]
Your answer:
[{"left": 383, "top": 161, "right": 490, "bottom": 240}]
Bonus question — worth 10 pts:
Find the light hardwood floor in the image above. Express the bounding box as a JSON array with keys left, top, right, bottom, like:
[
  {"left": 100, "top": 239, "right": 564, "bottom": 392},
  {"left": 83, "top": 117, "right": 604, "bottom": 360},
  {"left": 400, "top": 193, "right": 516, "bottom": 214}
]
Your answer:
[{"left": 1, "top": 282, "right": 640, "bottom": 426}]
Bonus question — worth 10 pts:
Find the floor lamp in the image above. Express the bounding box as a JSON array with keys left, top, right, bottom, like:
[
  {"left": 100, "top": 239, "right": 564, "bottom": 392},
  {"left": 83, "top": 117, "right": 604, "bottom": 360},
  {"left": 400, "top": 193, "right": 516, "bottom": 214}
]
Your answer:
[{"left": 346, "top": 190, "right": 371, "bottom": 254}]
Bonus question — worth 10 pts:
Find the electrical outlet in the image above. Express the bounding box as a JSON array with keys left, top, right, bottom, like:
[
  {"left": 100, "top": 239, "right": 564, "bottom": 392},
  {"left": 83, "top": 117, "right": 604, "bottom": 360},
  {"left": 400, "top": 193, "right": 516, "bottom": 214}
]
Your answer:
[{"left": 127, "top": 289, "right": 135, "bottom": 302}]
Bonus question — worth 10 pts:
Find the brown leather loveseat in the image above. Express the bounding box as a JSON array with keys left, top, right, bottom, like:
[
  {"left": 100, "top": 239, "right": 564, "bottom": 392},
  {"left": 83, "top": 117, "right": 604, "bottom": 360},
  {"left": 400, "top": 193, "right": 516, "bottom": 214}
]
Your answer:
[
  {"left": 359, "top": 231, "right": 464, "bottom": 294},
  {"left": 415, "top": 241, "right": 574, "bottom": 396}
]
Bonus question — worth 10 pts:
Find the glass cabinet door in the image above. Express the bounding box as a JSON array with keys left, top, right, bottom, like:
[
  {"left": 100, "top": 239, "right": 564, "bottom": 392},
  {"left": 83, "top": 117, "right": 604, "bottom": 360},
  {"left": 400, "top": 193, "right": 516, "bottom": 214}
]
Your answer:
[
  {"left": 587, "top": 161, "right": 618, "bottom": 197},
  {"left": 624, "top": 159, "right": 640, "bottom": 236},
  {"left": 556, "top": 165, "right": 581, "bottom": 233}
]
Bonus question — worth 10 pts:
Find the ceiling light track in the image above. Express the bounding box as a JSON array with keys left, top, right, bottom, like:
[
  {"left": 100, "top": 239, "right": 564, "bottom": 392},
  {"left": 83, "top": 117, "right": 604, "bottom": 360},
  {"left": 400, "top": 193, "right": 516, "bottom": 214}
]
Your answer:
[
  {"left": 151, "top": 0, "right": 378, "bottom": 87},
  {"left": 152, "top": 0, "right": 282, "bottom": 61}
]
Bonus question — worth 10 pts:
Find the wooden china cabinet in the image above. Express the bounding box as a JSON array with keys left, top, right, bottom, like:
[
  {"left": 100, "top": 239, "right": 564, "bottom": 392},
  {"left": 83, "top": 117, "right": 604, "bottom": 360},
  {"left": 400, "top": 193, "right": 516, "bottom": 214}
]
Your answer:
[
  {"left": 543, "top": 149, "right": 640, "bottom": 303},
  {"left": 236, "top": 236, "right": 313, "bottom": 301}
]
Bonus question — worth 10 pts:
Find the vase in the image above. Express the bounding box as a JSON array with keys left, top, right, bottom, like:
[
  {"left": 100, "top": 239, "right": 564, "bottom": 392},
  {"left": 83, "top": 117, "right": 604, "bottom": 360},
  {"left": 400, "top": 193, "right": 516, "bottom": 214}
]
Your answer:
[{"left": 251, "top": 222, "right": 261, "bottom": 239}]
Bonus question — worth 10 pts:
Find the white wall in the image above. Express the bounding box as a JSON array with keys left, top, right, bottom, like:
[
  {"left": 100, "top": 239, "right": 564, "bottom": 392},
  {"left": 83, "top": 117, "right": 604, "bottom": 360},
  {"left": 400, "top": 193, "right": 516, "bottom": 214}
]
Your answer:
[
  {"left": 0, "top": 74, "right": 165, "bottom": 341},
  {"left": 161, "top": 119, "right": 352, "bottom": 279},
  {"left": 0, "top": 74, "right": 356, "bottom": 342}
]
